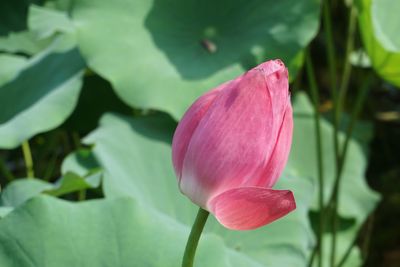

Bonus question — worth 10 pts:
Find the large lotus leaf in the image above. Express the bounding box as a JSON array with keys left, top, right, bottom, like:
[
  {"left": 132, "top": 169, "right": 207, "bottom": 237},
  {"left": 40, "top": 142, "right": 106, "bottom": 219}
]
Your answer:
[
  {"left": 0, "top": 196, "right": 231, "bottom": 267},
  {"left": 28, "top": 4, "right": 75, "bottom": 39},
  {"left": 0, "top": 179, "right": 52, "bottom": 207},
  {"left": 84, "top": 112, "right": 314, "bottom": 267},
  {"left": 46, "top": 0, "right": 73, "bottom": 12},
  {"left": 358, "top": 0, "right": 400, "bottom": 87},
  {"left": 0, "top": 207, "right": 12, "bottom": 218},
  {"left": 285, "top": 93, "right": 380, "bottom": 266},
  {"left": 84, "top": 113, "right": 194, "bottom": 223},
  {"left": 71, "top": 0, "right": 320, "bottom": 119},
  {"left": 0, "top": 54, "right": 27, "bottom": 85},
  {"left": 0, "top": 174, "right": 100, "bottom": 210},
  {"left": 0, "top": 43, "right": 85, "bottom": 149},
  {"left": 0, "top": 4, "right": 73, "bottom": 55},
  {"left": 0, "top": 31, "right": 49, "bottom": 55},
  {"left": 371, "top": 0, "right": 400, "bottom": 52}
]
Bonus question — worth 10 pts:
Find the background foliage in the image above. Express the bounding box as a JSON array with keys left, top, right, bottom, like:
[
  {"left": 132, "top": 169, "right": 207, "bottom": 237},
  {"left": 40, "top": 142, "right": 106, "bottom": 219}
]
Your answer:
[{"left": 0, "top": 0, "right": 399, "bottom": 266}]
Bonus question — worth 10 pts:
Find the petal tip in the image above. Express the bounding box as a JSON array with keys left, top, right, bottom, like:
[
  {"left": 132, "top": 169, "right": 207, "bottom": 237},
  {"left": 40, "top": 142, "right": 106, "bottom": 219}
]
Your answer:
[{"left": 257, "top": 59, "right": 286, "bottom": 76}]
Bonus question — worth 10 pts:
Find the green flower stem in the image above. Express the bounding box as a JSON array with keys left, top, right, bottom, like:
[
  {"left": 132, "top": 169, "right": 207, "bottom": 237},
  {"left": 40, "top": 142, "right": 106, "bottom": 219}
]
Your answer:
[
  {"left": 307, "top": 247, "right": 317, "bottom": 267},
  {"left": 336, "top": 229, "right": 358, "bottom": 267},
  {"left": 306, "top": 52, "right": 325, "bottom": 267},
  {"left": 322, "top": 0, "right": 340, "bottom": 170},
  {"left": 182, "top": 208, "right": 209, "bottom": 267},
  {"left": 361, "top": 214, "right": 375, "bottom": 264},
  {"left": 22, "top": 140, "right": 35, "bottom": 178},
  {"left": 329, "top": 74, "right": 373, "bottom": 266},
  {"left": 323, "top": 0, "right": 338, "bottom": 93},
  {"left": 337, "top": 4, "right": 357, "bottom": 117},
  {"left": 322, "top": 1, "right": 342, "bottom": 266},
  {"left": 337, "top": 214, "right": 374, "bottom": 267},
  {"left": 43, "top": 152, "right": 58, "bottom": 181},
  {"left": 78, "top": 190, "right": 87, "bottom": 201},
  {"left": 72, "top": 131, "right": 81, "bottom": 149},
  {"left": 330, "top": 4, "right": 357, "bottom": 265}
]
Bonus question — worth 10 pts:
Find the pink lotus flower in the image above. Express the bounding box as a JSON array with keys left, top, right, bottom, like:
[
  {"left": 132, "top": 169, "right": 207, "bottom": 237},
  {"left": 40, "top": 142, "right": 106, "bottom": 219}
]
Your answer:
[{"left": 172, "top": 60, "right": 296, "bottom": 230}]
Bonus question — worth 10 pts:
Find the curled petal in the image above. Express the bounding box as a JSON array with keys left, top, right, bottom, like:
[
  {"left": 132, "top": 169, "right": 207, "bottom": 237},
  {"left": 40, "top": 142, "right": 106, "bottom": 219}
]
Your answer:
[{"left": 208, "top": 187, "right": 296, "bottom": 230}]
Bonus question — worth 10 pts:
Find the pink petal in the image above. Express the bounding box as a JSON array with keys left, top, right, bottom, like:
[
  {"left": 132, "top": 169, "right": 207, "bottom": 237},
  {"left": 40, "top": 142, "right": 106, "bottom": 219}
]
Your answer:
[
  {"left": 208, "top": 187, "right": 296, "bottom": 230},
  {"left": 171, "top": 82, "right": 228, "bottom": 181}
]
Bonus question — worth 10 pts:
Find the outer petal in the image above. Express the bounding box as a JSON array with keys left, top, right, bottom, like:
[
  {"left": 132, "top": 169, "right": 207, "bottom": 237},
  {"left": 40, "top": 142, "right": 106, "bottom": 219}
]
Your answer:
[
  {"left": 208, "top": 187, "right": 296, "bottom": 230},
  {"left": 262, "top": 104, "right": 293, "bottom": 187},
  {"left": 251, "top": 103, "right": 293, "bottom": 188},
  {"left": 180, "top": 60, "right": 290, "bottom": 207},
  {"left": 171, "top": 82, "right": 228, "bottom": 180}
]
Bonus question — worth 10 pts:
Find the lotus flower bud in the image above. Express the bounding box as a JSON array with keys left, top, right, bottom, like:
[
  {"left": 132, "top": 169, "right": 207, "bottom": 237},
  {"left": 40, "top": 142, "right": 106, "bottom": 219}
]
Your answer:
[{"left": 172, "top": 60, "right": 295, "bottom": 230}]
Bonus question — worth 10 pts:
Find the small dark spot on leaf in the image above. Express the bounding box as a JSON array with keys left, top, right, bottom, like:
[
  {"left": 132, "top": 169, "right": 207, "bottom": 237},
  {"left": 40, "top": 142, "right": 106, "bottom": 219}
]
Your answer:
[{"left": 200, "top": 39, "right": 217, "bottom": 53}]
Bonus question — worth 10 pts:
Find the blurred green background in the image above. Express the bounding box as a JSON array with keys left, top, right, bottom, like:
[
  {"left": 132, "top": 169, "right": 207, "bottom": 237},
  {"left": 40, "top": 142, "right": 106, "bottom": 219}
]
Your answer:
[{"left": 0, "top": 0, "right": 399, "bottom": 266}]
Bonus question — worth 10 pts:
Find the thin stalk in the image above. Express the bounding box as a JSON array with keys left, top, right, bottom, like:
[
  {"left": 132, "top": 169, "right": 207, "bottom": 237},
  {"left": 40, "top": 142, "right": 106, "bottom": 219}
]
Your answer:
[
  {"left": 336, "top": 230, "right": 358, "bottom": 267},
  {"left": 323, "top": 0, "right": 338, "bottom": 95},
  {"left": 307, "top": 247, "right": 317, "bottom": 267},
  {"left": 322, "top": 0, "right": 340, "bottom": 158},
  {"left": 337, "top": 5, "right": 357, "bottom": 117},
  {"left": 306, "top": 52, "right": 325, "bottom": 267},
  {"left": 78, "top": 190, "right": 86, "bottom": 201},
  {"left": 182, "top": 208, "right": 209, "bottom": 267},
  {"left": 72, "top": 132, "right": 81, "bottom": 149},
  {"left": 22, "top": 141, "right": 34, "bottom": 178},
  {"left": 361, "top": 214, "right": 375, "bottom": 265},
  {"left": 322, "top": 1, "right": 341, "bottom": 265},
  {"left": 329, "top": 75, "right": 373, "bottom": 266},
  {"left": 0, "top": 157, "right": 14, "bottom": 182},
  {"left": 336, "top": 214, "right": 375, "bottom": 267},
  {"left": 293, "top": 63, "right": 304, "bottom": 91},
  {"left": 323, "top": 0, "right": 340, "bottom": 167},
  {"left": 43, "top": 153, "right": 59, "bottom": 181}
]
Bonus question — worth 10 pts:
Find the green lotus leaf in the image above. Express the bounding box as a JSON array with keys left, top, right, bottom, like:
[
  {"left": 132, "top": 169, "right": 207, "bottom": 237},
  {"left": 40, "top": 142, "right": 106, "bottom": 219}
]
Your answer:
[
  {"left": 71, "top": 0, "right": 320, "bottom": 119},
  {"left": 358, "top": 0, "right": 400, "bottom": 87},
  {"left": 0, "top": 54, "right": 27, "bottom": 85},
  {"left": 371, "top": 0, "right": 400, "bottom": 52},
  {"left": 0, "top": 196, "right": 231, "bottom": 266},
  {"left": 83, "top": 112, "right": 314, "bottom": 266},
  {"left": 0, "top": 41, "right": 85, "bottom": 149}
]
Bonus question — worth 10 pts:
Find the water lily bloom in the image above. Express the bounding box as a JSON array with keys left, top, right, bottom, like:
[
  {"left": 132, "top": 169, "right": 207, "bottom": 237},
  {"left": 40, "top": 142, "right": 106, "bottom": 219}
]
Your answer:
[{"left": 172, "top": 59, "right": 295, "bottom": 230}]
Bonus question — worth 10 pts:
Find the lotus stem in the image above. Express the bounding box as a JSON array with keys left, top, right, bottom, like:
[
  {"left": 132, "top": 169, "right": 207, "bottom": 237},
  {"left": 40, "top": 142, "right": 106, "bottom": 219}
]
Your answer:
[{"left": 182, "top": 208, "right": 209, "bottom": 267}]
